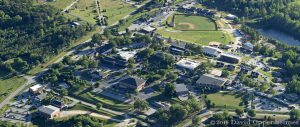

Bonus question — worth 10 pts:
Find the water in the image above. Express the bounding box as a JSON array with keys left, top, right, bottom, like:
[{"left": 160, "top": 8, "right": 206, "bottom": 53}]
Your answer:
[{"left": 257, "top": 29, "right": 300, "bottom": 46}]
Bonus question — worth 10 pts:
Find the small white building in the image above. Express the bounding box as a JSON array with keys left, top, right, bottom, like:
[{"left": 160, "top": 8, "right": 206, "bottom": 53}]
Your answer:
[
  {"left": 226, "top": 14, "right": 238, "bottom": 20},
  {"left": 38, "top": 105, "right": 60, "bottom": 119},
  {"left": 141, "top": 26, "right": 156, "bottom": 34},
  {"left": 176, "top": 58, "right": 201, "bottom": 70},
  {"left": 29, "top": 84, "right": 43, "bottom": 94},
  {"left": 203, "top": 46, "right": 222, "bottom": 57}
]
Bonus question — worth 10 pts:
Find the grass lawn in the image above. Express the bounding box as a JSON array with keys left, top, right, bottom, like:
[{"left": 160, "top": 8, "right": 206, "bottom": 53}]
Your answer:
[
  {"left": 47, "top": 0, "right": 75, "bottom": 10},
  {"left": 157, "top": 28, "right": 231, "bottom": 45},
  {"left": 68, "top": 0, "right": 98, "bottom": 24},
  {"left": 174, "top": 15, "right": 216, "bottom": 31},
  {"left": 257, "top": 68, "right": 274, "bottom": 81},
  {"left": 0, "top": 76, "right": 27, "bottom": 103},
  {"left": 100, "top": 0, "right": 135, "bottom": 25},
  {"left": 71, "top": 90, "right": 132, "bottom": 111},
  {"left": 207, "top": 91, "right": 243, "bottom": 110},
  {"left": 70, "top": 103, "right": 121, "bottom": 118}
]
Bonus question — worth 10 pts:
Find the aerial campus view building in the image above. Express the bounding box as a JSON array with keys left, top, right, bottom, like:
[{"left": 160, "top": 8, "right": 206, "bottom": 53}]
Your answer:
[{"left": 1, "top": 0, "right": 300, "bottom": 127}]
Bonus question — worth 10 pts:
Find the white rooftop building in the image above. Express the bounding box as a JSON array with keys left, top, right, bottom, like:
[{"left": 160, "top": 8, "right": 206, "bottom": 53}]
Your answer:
[
  {"left": 117, "top": 50, "right": 137, "bottom": 61},
  {"left": 176, "top": 58, "right": 201, "bottom": 70},
  {"left": 141, "top": 26, "right": 156, "bottom": 33},
  {"left": 29, "top": 84, "right": 43, "bottom": 94},
  {"left": 226, "top": 14, "right": 238, "bottom": 20},
  {"left": 203, "top": 46, "right": 222, "bottom": 57}
]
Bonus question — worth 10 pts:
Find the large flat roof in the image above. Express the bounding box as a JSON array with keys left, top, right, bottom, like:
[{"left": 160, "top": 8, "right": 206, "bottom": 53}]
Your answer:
[
  {"left": 176, "top": 58, "right": 201, "bottom": 70},
  {"left": 38, "top": 105, "right": 60, "bottom": 115},
  {"left": 221, "top": 53, "right": 241, "bottom": 60}
]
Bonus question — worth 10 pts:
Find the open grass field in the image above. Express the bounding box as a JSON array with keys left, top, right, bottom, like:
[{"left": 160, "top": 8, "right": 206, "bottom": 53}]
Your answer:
[
  {"left": 207, "top": 92, "right": 243, "bottom": 110},
  {"left": 47, "top": 0, "right": 75, "bottom": 10},
  {"left": 174, "top": 15, "right": 216, "bottom": 31},
  {"left": 0, "top": 76, "right": 27, "bottom": 103},
  {"left": 157, "top": 28, "right": 231, "bottom": 45},
  {"left": 67, "top": 0, "right": 98, "bottom": 24},
  {"left": 100, "top": 0, "right": 135, "bottom": 25}
]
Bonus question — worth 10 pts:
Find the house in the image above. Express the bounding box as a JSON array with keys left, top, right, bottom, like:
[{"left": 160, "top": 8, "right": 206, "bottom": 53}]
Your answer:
[
  {"left": 38, "top": 105, "right": 60, "bottom": 119},
  {"left": 29, "top": 84, "right": 43, "bottom": 94},
  {"left": 169, "top": 41, "right": 186, "bottom": 55},
  {"left": 203, "top": 46, "right": 222, "bottom": 57},
  {"left": 119, "top": 76, "right": 146, "bottom": 92},
  {"left": 219, "top": 53, "right": 241, "bottom": 64},
  {"left": 176, "top": 58, "right": 201, "bottom": 71},
  {"left": 175, "top": 83, "right": 189, "bottom": 101},
  {"left": 242, "top": 42, "right": 254, "bottom": 52},
  {"left": 196, "top": 74, "right": 227, "bottom": 90}
]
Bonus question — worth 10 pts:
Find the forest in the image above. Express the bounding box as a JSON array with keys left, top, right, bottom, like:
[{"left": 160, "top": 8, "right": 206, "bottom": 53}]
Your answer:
[
  {"left": 198, "top": 0, "right": 300, "bottom": 40},
  {"left": 0, "top": 0, "right": 94, "bottom": 76}
]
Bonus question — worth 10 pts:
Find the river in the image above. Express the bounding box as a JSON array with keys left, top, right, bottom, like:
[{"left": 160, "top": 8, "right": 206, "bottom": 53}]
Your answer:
[{"left": 257, "top": 29, "right": 300, "bottom": 46}]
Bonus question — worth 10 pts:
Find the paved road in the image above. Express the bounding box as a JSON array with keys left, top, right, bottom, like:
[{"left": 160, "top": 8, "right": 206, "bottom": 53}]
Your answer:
[{"left": 0, "top": 76, "right": 35, "bottom": 109}]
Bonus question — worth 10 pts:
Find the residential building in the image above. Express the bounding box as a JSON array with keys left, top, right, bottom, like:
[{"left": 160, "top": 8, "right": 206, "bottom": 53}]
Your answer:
[
  {"left": 219, "top": 53, "right": 241, "bottom": 64},
  {"left": 203, "top": 46, "right": 222, "bottom": 57},
  {"left": 175, "top": 83, "right": 189, "bottom": 101},
  {"left": 176, "top": 58, "right": 201, "bottom": 71},
  {"left": 38, "top": 105, "right": 60, "bottom": 119},
  {"left": 29, "top": 84, "right": 43, "bottom": 94},
  {"left": 169, "top": 41, "right": 186, "bottom": 54},
  {"left": 242, "top": 42, "right": 254, "bottom": 51},
  {"left": 196, "top": 74, "right": 227, "bottom": 90},
  {"left": 119, "top": 76, "right": 146, "bottom": 92}
]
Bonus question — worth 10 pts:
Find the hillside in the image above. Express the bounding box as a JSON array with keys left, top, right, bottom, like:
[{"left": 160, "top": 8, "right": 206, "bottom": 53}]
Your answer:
[{"left": 0, "top": 0, "right": 93, "bottom": 76}]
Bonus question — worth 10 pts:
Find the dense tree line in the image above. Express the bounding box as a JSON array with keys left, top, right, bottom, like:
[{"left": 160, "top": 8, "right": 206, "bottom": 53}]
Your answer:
[
  {"left": 199, "top": 0, "right": 300, "bottom": 40},
  {"left": 32, "top": 115, "right": 109, "bottom": 127},
  {"left": 0, "top": 0, "right": 93, "bottom": 76},
  {"left": 152, "top": 96, "right": 203, "bottom": 126}
]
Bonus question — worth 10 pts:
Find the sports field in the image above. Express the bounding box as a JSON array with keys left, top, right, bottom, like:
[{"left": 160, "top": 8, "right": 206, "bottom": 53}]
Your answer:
[
  {"left": 158, "top": 14, "right": 231, "bottom": 45},
  {"left": 174, "top": 15, "right": 216, "bottom": 31},
  {"left": 157, "top": 28, "right": 231, "bottom": 45}
]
